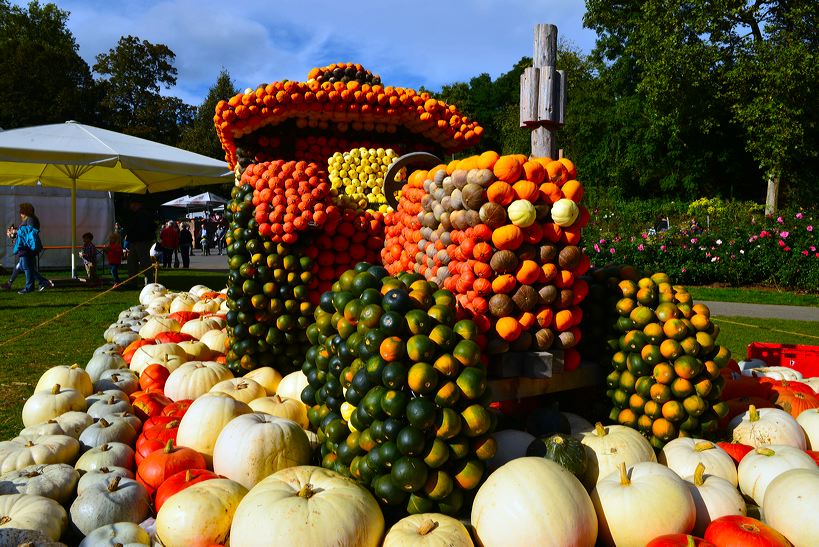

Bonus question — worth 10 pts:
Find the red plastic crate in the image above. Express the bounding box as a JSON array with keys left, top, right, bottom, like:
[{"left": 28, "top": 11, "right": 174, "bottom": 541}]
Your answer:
[{"left": 746, "top": 342, "right": 819, "bottom": 378}]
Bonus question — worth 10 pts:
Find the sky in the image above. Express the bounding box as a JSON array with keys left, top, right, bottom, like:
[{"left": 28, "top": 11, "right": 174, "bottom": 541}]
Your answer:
[{"left": 30, "top": 0, "right": 597, "bottom": 107}]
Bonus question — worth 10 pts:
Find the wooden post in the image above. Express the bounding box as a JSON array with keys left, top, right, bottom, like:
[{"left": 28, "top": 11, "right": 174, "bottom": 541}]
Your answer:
[
  {"left": 520, "top": 24, "right": 565, "bottom": 159},
  {"left": 765, "top": 174, "right": 779, "bottom": 215}
]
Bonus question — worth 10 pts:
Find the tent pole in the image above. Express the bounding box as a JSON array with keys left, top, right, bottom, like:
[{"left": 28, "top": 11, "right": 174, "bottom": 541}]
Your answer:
[{"left": 71, "top": 178, "right": 76, "bottom": 278}]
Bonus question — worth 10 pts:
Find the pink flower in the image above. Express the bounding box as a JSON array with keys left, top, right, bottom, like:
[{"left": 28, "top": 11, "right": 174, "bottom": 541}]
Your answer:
[
  {"left": 777, "top": 216, "right": 784, "bottom": 223},
  {"left": 803, "top": 250, "right": 810, "bottom": 256},
  {"left": 811, "top": 246, "right": 816, "bottom": 252},
  {"left": 808, "top": 225, "right": 814, "bottom": 232},
  {"left": 593, "top": 243, "right": 600, "bottom": 253},
  {"left": 599, "top": 238, "right": 606, "bottom": 245},
  {"left": 660, "top": 245, "right": 666, "bottom": 251},
  {"left": 609, "top": 248, "right": 616, "bottom": 254},
  {"left": 641, "top": 233, "right": 648, "bottom": 239},
  {"left": 796, "top": 212, "right": 804, "bottom": 219},
  {"left": 691, "top": 238, "right": 698, "bottom": 244},
  {"left": 778, "top": 240, "right": 786, "bottom": 247},
  {"left": 637, "top": 244, "right": 645, "bottom": 251},
  {"left": 780, "top": 231, "right": 789, "bottom": 238},
  {"left": 682, "top": 268, "right": 687, "bottom": 273},
  {"left": 784, "top": 246, "right": 791, "bottom": 252}
]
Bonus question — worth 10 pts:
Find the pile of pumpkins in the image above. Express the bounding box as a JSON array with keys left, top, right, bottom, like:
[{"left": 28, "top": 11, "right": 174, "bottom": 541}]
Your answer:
[
  {"left": 2, "top": 282, "right": 819, "bottom": 545},
  {"left": 382, "top": 154, "right": 588, "bottom": 365}
]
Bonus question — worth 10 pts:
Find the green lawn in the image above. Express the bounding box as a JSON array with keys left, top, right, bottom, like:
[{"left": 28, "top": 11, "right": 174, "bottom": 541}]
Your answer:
[
  {"left": 0, "top": 269, "right": 226, "bottom": 440},
  {"left": 712, "top": 315, "right": 819, "bottom": 363},
  {"left": 688, "top": 286, "right": 819, "bottom": 307}
]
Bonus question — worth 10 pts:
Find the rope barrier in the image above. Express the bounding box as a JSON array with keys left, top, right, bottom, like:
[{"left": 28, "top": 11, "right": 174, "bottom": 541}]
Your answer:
[
  {"left": 0, "top": 263, "right": 159, "bottom": 349},
  {"left": 713, "top": 317, "right": 819, "bottom": 341}
]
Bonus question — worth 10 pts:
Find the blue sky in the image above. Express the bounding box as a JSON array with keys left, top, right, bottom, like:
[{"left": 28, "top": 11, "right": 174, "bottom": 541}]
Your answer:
[{"left": 36, "top": 1, "right": 597, "bottom": 106}]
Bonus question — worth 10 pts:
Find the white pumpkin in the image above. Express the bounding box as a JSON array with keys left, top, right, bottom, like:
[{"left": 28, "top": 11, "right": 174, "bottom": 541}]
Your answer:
[
  {"left": 85, "top": 352, "right": 128, "bottom": 383},
  {"left": 78, "top": 418, "right": 137, "bottom": 451},
  {"left": 384, "top": 513, "right": 473, "bottom": 547},
  {"left": 54, "top": 411, "right": 94, "bottom": 439},
  {"left": 729, "top": 405, "right": 806, "bottom": 449},
  {"left": 164, "top": 361, "right": 233, "bottom": 402},
  {"left": 94, "top": 343, "right": 123, "bottom": 356},
  {"left": 176, "top": 393, "right": 251, "bottom": 467},
  {"left": 70, "top": 475, "right": 150, "bottom": 536},
  {"left": 213, "top": 413, "right": 311, "bottom": 489},
  {"left": 799, "top": 377, "right": 819, "bottom": 393},
  {"left": 35, "top": 364, "right": 94, "bottom": 397},
  {"left": 137, "top": 316, "right": 181, "bottom": 339},
  {"left": 138, "top": 283, "right": 167, "bottom": 305},
  {"left": 104, "top": 324, "right": 132, "bottom": 343},
  {"left": 737, "top": 444, "right": 817, "bottom": 505},
  {"left": 180, "top": 317, "right": 223, "bottom": 340},
  {"left": 85, "top": 389, "right": 130, "bottom": 409},
  {"left": 244, "top": 366, "right": 283, "bottom": 395},
  {"left": 188, "top": 284, "right": 211, "bottom": 298},
  {"left": 576, "top": 422, "right": 656, "bottom": 489},
  {"left": 79, "top": 521, "right": 151, "bottom": 547},
  {"left": 551, "top": 198, "right": 580, "bottom": 227},
  {"left": 275, "top": 370, "right": 309, "bottom": 400},
  {"left": 592, "top": 461, "right": 695, "bottom": 547},
  {"left": 95, "top": 369, "right": 140, "bottom": 395},
  {"left": 659, "top": 438, "right": 738, "bottom": 486},
  {"left": 106, "top": 412, "right": 142, "bottom": 434},
  {"left": 87, "top": 396, "right": 134, "bottom": 420},
  {"left": 472, "top": 457, "right": 597, "bottom": 547},
  {"left": 209, "top": 377, "right": 266, "bottom": 404},
  {"left": 22, "top": 384, "right": 87, "bottom": 427},
  {"left": 249, "top": 395, "right": 309, "bottom": 428},
  {"left": 763, "top": 467, "right": 819, "bottom": 546},
  {"left": 796, "top": 408, "right": 819, "bottom": 449},
  {"left": 0, "top": 463, "right": 79, "bottom": 504},
  {"left": 0, "top": 435, "right": 80, "bottom": 474},
  {"left": 128, "top": 343, "right": 187, "bottom": 375},
  {"left": 487, "top": 429, "right": 535, "bottom": 473},
  {"left": 683, "top": 462, "right": 746, "bottom": 536},
  {"left": 177, "top": 340, "right": 213, "bottom": 361},
  {"left": 19, "top": 420, "right": 65, "bottom": 438},
  {"left": 156, "top": 478, "right": 247, "bottom": 547},
  {"left": 199, "top": 328, "right": 228, "bottom": 353},
  {"left": 230, "top": 466, "right": 383, "bottom": 547},
  {"left": 0, "top": 493, "right": 67, "bottom": 541},
  {"left": 76, "top": 466, "right": 134, "bottom": 496},
  {"left": 111, "top": 330, "right": 140, "bottom": 348},
  {"left": 169, "top": 292, "right": 199, "bottom": 313},
  {"left": 74, "top": 442, "right": 135, "bottom": 473},
  {"left": 191, "top": 298, "right": 221, "bottom": 314},
  {"left": 746, "top": 366, "right": 803, "bottom": 381}
]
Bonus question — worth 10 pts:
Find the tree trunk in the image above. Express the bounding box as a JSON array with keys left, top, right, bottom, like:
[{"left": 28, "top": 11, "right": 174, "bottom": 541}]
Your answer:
[{"left": 765, "top": 174, "right": 779, "bottom": 216}]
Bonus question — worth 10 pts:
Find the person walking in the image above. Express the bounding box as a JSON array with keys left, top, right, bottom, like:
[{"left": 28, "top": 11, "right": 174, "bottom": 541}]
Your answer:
[
  {"left": 159, "top": 221, "right": 179, "bottom": 269},
  {"left": 122, "top": 199, "right": 156, "bottom": 287},
  {"left": 105, "top": 232, "right": 124, "bottom": 285},
  {"left": 178, "top": 223, "right": 193, "bottom": 268},
  {"left": 200, "top": 223, "right": 210, "bottom": 256},
  {"left": 78, "top": 231, "right": 100, "bottom": 286},
  {"left": 13, "top": 203, "right": 53, "bottom": 294},
  {"left": 215, "top": 223, "right": 227, "bottom": 255}
]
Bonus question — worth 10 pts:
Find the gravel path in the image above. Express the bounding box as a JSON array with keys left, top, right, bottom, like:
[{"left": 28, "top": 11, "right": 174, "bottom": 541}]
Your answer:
[{"left": 701, "top": 301, "right": 819, "bottom": 322}]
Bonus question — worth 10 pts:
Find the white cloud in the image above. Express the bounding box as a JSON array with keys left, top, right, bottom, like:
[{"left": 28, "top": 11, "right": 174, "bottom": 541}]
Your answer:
[{"left": 38, "top": 0, "right": 596, "bottom": 105}]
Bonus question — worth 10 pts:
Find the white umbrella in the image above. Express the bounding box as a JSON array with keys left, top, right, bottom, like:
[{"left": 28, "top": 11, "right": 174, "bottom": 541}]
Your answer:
[
  {"left": 187, "top": 191, "right": 228, "bottom": 207},
  {"left": 0, "top": 121, "right": 233, "bottom": 276},
  {"left": 161, "top": 194, "right": 195, "bottom": 207}
]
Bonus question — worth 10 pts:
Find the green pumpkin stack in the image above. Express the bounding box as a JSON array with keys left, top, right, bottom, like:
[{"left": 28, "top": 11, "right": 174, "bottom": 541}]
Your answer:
[{"left": 300, "top": 262, "right": 496, "bottom": 516}]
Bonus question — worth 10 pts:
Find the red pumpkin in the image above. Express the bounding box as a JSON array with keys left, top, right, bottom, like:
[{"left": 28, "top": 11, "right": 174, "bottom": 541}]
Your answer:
[
  {"left": 759, "top": 378, "right": 815, "bottom": 396},
  {"left": 704, "top": 516, "right": 790, "bottom": 547},
  {"left": 139, "top": 363, "right": 171, "bottom": 392},
  {"left": 161, "top": 400, "right": 193, "bottom": 418},
  {"left": 153, "top": 331, "right": 196, "bottom": 344},
  {"left": 167, "top": 311, "right": 201, "bottom": 325},
  {"left": 135, "top": 435, "right": 166, "bottom": 466},
  {"left": 646, "top": 534, "right": 716, "bottom": 547},
  {"left": 715, "top": 441, "right": 754, "bottom": 465},
  {"left": 122, "top": 339, "right": 156, "bottom": 363},
  {"left": 805, "top": 450, "right": 819, "bottom": 465},
  {"left": 142, "top": 416, "right": 180, "bottom": 441},
  {"left": 137, "top": 440, "right": 206, "bottom": 497},
  {"left": 132, "top": 392, "right": 173, "bottom": 421},
  {"left": 154, "top": 468, "right": 221, "bottom": 512},
  {"left": 774, "top": 389, "right": 819, "bottom": 418}
]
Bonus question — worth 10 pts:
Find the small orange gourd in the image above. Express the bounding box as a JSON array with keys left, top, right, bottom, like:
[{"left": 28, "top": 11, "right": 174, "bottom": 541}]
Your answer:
[
  {"left": 492, "top": 225, "right": 524, "bottom": 251},
  {"left": 515, "top": 260, "right": 541, "bottom": 285},
  {"left": 539, "top": 182, "right": 563, "bottom": 204},
  {"left": 496, "top": 317, "right": 522, "bottom": 342},
  {"left": 487, "top": 182, "right": 515, "bottom": 206},
  {"left": 491, "top": 274, "right": 516, "bottom": 294},
  {"left": 512, "top": 180, "right": 540, "bottom": 202},
  {"left": 522, "top": 161, "right": 546, "bottom": 184},
  {"left": 561, "top": 180, "right": 584, "bottom": 202},
  {"left": 493, "top": 155, "right": 523, "bottom": 183}
]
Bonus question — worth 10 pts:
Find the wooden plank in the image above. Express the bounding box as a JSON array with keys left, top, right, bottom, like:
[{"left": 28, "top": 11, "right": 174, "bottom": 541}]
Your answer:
[
  {"left": 519, "top": 67, "right": 540, "bottom": 127},
  {"left": 537, "top": 66, "right": 556, "bottom": 122},
  {"left": 489, "top": 362, "right": 602, "bottom": 402},
  {"left": 531, "top": 125, "right": 556, "bottom": 159},
  {"left": 556, "top": 69, "right": 567, "bottom": 125}
]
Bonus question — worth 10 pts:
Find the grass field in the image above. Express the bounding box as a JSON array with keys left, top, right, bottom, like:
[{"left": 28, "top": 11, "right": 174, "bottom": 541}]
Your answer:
[
  {"left": 688, "top": 286, "right": 819, "bottom": 307},
  {"left": 0, "top": 268, "right": 226, "bottom": 440},
  {"left": 712, "top": 315, "right": 819, "bottom": 363}
]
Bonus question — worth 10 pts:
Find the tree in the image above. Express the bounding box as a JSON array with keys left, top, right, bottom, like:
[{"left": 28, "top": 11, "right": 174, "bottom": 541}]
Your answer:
[
  {"left": 0, "top": 1, "right": 95, "bottom": 128},
  {"left": 93, "top": 35, "right": 193, "bottom": 144},
  {"left": 179, "top": 68, "right": 239, "bottom": 160}
]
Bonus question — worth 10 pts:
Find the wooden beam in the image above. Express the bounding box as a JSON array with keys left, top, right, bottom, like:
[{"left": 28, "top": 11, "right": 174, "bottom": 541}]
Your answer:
[{"left": 519, "top": 67, "right": 540, "bottom": 127}]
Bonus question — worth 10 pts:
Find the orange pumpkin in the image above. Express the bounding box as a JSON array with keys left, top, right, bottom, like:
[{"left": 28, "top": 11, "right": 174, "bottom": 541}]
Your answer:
[
  {"left": 512, "top": 180, "right": 540, "bottom": 202},
  {"left": 487, "top": 181, "right": 515, "bottom": 206},
  {"left": 491, "top": 225, "right": 524, "bottom": 251},
  {"left": 544, "top": 161, "right": 569, "bottom": 185},
  {"left": 541, "top": 263, "right": 558, "bottom": 283},
  {"left": 539, "top": 182, "right": 563, "bottom": 204},
  {"left": 561, "top": 180, "right": 584, "bottom": 202},
  {"left": 522, "top": 160, "right": 546, "bottom": 184},
  {"left": 478, "top": 150, "right": 500, "bottom": 169},
  {"left": 496, "top": 317, "right": 522, "bottom": 342},
  {"left": 515, "top": 260, "right": 541, "bottom": 285},
  {"left": 518, "top": 312, "right": 536, "bottom": 330},
  {"left": 558, "top": 157, "right": 577, "bottom": 179},
  {"left": 493, "top": 155, "right": 523, "bottom": 183},
  {"left": 491, "top": 274, "right": 517, "bottom": 294}
]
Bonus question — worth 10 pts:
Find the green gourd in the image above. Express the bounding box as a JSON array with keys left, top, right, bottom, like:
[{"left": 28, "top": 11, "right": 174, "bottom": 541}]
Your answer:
[{"left": 526, "top": 433, "right": 588, "bottom": 479}]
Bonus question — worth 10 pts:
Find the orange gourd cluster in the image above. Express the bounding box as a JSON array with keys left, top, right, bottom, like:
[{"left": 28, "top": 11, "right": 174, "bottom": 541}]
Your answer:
[
  {"left": 214, "top": 64, "right": 482, "bottom": 169},
  {"left": 382, "top": 152, "right": 589, "bottom": 366}
]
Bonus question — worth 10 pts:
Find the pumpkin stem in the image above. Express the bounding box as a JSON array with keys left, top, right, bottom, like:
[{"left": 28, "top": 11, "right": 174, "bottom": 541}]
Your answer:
[
  {"left": 749, "top": 405, "right": 759, "bottom": 422},
  {"left": 0, "top": 516, "right": 11, "bottom": 525},
  {"left": 185, "top": 469, "right": 193, "bottom": 482},
  {"left": 594, "top": 422, "right": 607, "bottom": 437},
  {"left": 298, "top": 483, "right": 315, "bottom": 499},
  {"left": 694, "top": 441, "right": 714, "bottom": 452},
  {"left": 108, "top": 396, "right": 115, "bottom": 404},
  {"left": 418, "top": 519, "right": 439, "bottom": 536},
  {"left": 111, "top": 374, "right": 120, "bottom": 381},
  {"left": 164, "top": 439, "right": 175, "bottom": 453},
  {"left": 553, "top": 435, "right": 565, "bottom": 445},
  {"left": 756, "top": 447, "right": 775, "bottom": 457},
  {"left": 693, "top": 462, "right": 706, "bottom": 486},
  {"left": 167, "top": 420, "right": 180, "bottom": 429},
  {"left": 100, "top": 443, "right": 111, "bottom": 451},
  {"left": 24, "top": 470, "right": 41, "bottom": 478},
  {"left": 51, "top": 384, "right": 61, "bottom": 394},
  {"left": 25, "top": 440, "right": 34, "bottom": 447},
  {"left": 107, "top": 476, "right": 121, "bottom": 492},
  {"left": 273, "top": 395, "right": 283, "bottom": 403},
  {"left": 70, "top": 363, "right": 79, "bottom": 369},
  {"left": 237, "top": 381, "right": 248, "bottom": 389},
  {"left": 99, "top": 418, "right": 110, "bottom": 428},
  {"left": 618, "top": 462, "right": 630, "bottom": 486},
  {"left": 687, "top": 536, "right": 696, "bottom": 547},
  {"left": 100, "top": 467, "right": 111, "bottom": 473}
]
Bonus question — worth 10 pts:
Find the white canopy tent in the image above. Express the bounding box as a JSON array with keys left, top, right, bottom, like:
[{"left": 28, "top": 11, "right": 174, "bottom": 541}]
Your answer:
[{"left": 0, "top": 121, "right": 233, "bottom": 276}]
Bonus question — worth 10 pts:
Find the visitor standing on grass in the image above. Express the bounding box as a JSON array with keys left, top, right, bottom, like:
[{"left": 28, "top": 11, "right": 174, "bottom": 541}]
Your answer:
[
  {"left": 14, "top": 203, "right": 53, "bottom": 294},
  {"left": 79, "top": 232, "right": 99, "bottom": 286},
  {"left": 200, "top": 223, "right": 210, "bottom": 256},
  {"left": 179, "top": 223, "right": 193, "bottom": 268},
  {"left": 123, "top": 199, "right": 156, "bottom": 287},
  {"left": 105, "top": 232, "right": 124, "bottom": 285},
  {"left": 2, "top": 224, "right": 23, "bottom": 290},
  {"left": 159, "top": 221, "right": 179, "bottom": 268},
  {"left": 215, "top": 223, "right": 227, "bottom": 255}
]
